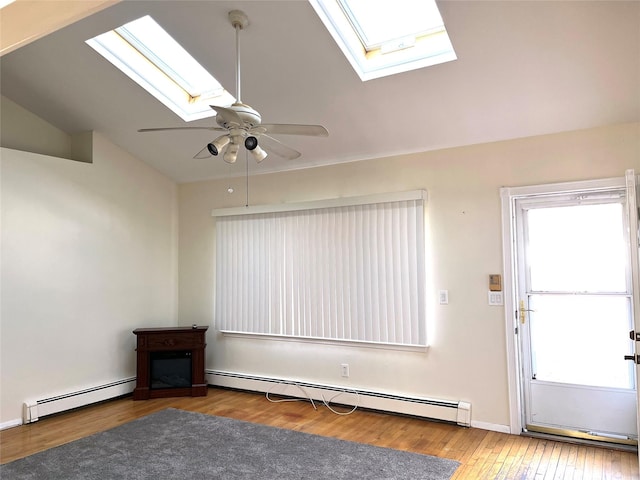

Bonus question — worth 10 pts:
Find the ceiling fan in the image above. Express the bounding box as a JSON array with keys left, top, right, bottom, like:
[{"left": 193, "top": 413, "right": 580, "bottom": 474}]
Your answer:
[{"left": 138, "top": 10, "right": 328, "bottom": 164}]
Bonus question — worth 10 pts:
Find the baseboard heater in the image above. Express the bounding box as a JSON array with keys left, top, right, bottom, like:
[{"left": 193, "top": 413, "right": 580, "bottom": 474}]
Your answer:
[
  {"left": 206, "top": 370, "right": 471, "bottom": 427},
  {"left": 22, "top": 377, "right": 136, "bottom": 424}
]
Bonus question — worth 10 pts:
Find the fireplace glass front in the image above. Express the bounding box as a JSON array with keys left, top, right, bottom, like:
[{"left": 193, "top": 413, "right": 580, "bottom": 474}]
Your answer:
[{"left": 150, "top": 351, "right": 192, "bottom": 389}]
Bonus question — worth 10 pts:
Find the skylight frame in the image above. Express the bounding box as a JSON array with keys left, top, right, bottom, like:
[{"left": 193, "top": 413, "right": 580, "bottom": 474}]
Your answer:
[
  {"left": 308, "top": 0, "right": 457, "bottom": 81},
  {"left": 86, "top": 15, "right": 235, "bottom": 122},
  {"left": 337, "top": 0, "right": 445, "bottom": 52}
]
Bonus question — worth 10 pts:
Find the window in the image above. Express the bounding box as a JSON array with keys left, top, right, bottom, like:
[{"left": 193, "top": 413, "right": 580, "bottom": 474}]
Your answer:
[
  {"left": 213, "top": 191, "right": 427, "bottom": 347},
  {"left": 309, "top": 0, "right": 456, "bottom": 81},
  {"left": 86, "top": 15, "right": 235, "bottom": 122}
]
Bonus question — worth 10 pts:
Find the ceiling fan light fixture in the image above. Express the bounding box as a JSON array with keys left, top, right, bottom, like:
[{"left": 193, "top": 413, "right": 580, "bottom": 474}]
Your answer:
[
  {"left": 223, "top": 142, "right": 239, "bottom": 163},
  {"left": 207, "top": 135, "right": 230, "bottom": 155},
  {"left": 244, "top": 136, "right": 258, "bottom": 151},
  {"left": 250, "top": 145, "right": 268, "bottom": 163}
]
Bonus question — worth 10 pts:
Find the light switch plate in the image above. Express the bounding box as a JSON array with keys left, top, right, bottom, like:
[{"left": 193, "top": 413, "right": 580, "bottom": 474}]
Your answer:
[
  {"left": 438, "top": 290, "right": 449, "bottom": 305},
  {"left": 488, "top": 291, "right": 504, "bottom": 306}
]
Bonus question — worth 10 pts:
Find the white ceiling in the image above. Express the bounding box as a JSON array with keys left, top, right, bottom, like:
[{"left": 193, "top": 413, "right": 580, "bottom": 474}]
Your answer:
[{"left": 1, "top": 1, "right": 639, "bottom": 183}]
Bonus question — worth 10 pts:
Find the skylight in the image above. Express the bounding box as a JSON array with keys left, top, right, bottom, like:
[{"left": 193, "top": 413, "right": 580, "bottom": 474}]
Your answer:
[
  {"left": 86, "top": 15, "right": 235, "bottom": 122},
  {"left": 309, "top": 0, "right": 456, "bottom": 81}
]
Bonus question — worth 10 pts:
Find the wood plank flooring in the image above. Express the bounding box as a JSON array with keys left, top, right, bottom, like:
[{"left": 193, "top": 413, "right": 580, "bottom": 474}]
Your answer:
[{"left": 1, "top": 387, "right": 638, "bottom": 479}]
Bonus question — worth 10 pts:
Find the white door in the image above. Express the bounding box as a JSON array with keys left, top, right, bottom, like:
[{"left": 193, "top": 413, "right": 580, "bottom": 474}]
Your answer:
[
  {"left": 624, "top": 169, "right": 640, "bottom": 452},
  {"left": 513, "top": 176, "right": 638, "bottom": 444}
]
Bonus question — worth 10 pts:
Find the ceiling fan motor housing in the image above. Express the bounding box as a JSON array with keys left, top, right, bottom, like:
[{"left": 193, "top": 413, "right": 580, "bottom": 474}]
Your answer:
[{"left": 215, "top": 102, "right": 262, "bottom": 129}]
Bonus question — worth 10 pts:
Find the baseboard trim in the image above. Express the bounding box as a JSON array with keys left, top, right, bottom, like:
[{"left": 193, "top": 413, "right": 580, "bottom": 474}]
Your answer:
[
  {"left": 470, "top": 420, "right": 511, "bottom": 434},
  {"left": 0, "top": 418, "right": 23, "bottom": 431}
]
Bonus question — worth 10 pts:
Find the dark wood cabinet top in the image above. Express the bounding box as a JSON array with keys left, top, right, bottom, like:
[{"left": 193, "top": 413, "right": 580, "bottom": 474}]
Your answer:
[{"left": 133, "top": 326, "right": 209, "bottom": 334}]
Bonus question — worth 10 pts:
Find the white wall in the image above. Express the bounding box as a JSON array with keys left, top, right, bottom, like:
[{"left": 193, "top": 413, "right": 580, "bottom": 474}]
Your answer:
[
  {"left": 0, "top": 133, "right": 178, "bottom": 424},
  {"left": 178, "top": 122, "right": 640, "bottom": 430},
  {"left": 0, "top": 96, "right": 72, "bottom": 160}
]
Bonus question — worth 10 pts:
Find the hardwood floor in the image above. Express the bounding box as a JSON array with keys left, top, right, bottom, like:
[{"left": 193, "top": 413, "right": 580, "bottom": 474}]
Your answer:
[{"left": 1, "top": 387, "right": 638, "bottom": 479}]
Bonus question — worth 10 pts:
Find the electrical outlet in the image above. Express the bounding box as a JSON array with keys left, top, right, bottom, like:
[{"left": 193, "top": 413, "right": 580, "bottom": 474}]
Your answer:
[{"left": 340, "top": 363, "right": 349, "bottom": 378}]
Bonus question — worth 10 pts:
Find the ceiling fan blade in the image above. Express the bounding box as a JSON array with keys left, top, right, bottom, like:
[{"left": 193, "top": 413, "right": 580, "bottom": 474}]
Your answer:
[
  {"left": 138, "top": 127, "right": 225, "bottom": 133},
  {"left": 209, "top": 105, "right": 243, "bottom": 127},
  {"left": 193, "top": 145, "right": 212, "bottom": 159},
  {"left": 258, "top": 134, "right": 301, "bottom": 160},
  {"left": 259, "top": 124, "right": 328, "bottom": 137}
]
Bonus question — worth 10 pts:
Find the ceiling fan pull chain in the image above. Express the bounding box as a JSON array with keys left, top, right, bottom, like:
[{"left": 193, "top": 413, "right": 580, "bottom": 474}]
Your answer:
[{"left": 246, "top": 149, "right": 249, "bottom": 208}]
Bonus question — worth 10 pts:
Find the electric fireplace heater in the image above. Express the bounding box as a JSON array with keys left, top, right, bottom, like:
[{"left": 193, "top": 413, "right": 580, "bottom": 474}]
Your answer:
[
  {"left": 150, "top": 351, "right": 192, "bottom": 389},
  {"left": 133, "top": 326, "right": 208, "bottom": 400}
]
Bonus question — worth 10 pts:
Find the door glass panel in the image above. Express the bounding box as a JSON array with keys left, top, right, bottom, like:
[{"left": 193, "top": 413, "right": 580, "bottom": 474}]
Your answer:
[
  {"left": 529, "top": 294, "right": 633, "bottom": 389},
  {"left": 527, "top": 203, "right": 627, "bottom": 292}
]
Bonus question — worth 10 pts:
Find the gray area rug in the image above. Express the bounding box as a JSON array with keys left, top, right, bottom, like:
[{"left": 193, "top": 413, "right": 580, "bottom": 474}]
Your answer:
[{"left": 1, "top": 408, "right": 460, "bottom": 479}]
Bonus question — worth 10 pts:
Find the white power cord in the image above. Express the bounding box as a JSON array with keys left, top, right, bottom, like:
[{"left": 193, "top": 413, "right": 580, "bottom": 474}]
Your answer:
[
  {"left": 321, "top": 390, "right": 359, "bottom": 415},
  {"left": 265, "top": 381, "right": 360, "bottom": 416},
  {"left": 266, "top": 381, "right": 317, "bottom": 410}
]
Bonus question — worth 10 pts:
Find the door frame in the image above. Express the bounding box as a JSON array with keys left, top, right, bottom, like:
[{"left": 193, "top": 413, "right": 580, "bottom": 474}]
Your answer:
[{"left": 500, "top": 175, "right": 632, "bottom": 436}]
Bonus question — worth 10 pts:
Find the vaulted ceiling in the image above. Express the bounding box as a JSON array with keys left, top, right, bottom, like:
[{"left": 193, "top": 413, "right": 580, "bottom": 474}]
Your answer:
[{"left": 1, "top": 1, "right": 639, "bottom": 182}]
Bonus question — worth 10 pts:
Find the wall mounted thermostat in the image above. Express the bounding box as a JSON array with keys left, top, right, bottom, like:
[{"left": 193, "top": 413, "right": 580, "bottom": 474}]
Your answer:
[{"left": 489, "top": 274, "right": 502, "bottom": 292}]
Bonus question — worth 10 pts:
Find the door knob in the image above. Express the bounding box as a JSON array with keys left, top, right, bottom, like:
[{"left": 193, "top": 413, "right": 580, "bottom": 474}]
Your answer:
[
  {"left": 624, "top": 354, "right": 640, "bottom": 364},
  {"left": 519, "top": 300, "right": 535, "bottom": 324}
]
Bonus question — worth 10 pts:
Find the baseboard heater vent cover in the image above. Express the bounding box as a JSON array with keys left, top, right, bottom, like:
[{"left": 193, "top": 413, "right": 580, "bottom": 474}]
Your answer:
[
  {"left": 22, "top": 377, "right": 136, "bottom": 424},
  {"left": 206, "top": 370, "right": 471, "bottom": 427}
]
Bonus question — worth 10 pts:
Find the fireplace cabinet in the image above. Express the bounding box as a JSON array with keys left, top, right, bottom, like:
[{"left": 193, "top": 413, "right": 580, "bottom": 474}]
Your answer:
[{"left": 133, "top": 326, "right": 208, "bottom": 400}]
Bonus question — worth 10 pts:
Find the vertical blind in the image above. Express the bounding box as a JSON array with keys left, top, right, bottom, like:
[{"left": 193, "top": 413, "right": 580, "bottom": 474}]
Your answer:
[{"left": 214, "top": 192, "right": 427, "bottom": 347}]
